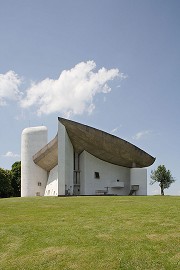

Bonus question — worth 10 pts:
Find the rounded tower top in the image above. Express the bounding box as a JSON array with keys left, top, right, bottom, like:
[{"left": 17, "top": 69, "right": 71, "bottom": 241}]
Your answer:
[{"left": 22, "top": 126, "right": 48, "bottom": 135}]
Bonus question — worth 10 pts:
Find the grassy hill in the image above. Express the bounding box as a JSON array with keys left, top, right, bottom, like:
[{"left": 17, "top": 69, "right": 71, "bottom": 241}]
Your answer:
[{"left": 0, "top": 196, "right": 179, "bottom": 270}]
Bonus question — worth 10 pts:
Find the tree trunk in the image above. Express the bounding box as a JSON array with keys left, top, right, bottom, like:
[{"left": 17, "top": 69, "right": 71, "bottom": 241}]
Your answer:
[{"left": 160, "top": 183, "right": 164, "bottom": 195}]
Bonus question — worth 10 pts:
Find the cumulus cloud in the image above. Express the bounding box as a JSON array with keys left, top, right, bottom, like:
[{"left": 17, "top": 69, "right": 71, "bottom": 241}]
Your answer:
[
  {"left": 133, "top": 130, "right": 152, "bottom": 140},
  {"left": 20, "top": 61, "right": 122, "bottom": 116},
  {"left": 3, "top": 151, "right": 20, "bottom": 158},
  {"left": 0, "top": 71, "right": 22, "bottom": 105}
]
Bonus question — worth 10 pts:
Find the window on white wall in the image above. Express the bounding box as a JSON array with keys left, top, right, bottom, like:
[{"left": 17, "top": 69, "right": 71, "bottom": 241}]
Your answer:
[
  {"left": 38, "top": 182, "right": 41, "bottom": 186},
  {"left": 94, "top": 172, "right": 100, "bottom": 179}
]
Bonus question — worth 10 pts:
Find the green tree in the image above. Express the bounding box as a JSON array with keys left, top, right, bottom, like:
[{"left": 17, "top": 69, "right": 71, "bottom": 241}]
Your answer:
[
  {"left": 0, "top": 168, "right": 13, "bottom": 198},
  {"left": 150, "top": 165, "right": 175, "bottom": 195},
  {"left": 11, "top": 161, "right": 21, "bottom": 197}
]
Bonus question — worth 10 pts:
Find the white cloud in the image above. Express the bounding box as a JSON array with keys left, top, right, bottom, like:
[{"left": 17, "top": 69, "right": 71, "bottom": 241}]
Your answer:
[
  {"left": 3, "top": 151, "right": 20, "bottom": 158},
  {"left": 133, "top": 130, "right": 152, "bottom": 140},
  {"left": 111, "top": 127, "right": 118, "bottom": 134},
  {"left": 0, "top": 71, "right": 22, "bottom": 105},
  {"left": 111, "top": 124, "right": 122, "bottom": 134},
  {"left": 20, "top": 61, "right": 122, "bottom": 116}
]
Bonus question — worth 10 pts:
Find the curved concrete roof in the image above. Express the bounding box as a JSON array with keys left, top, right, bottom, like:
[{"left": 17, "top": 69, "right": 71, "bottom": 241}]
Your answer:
[
  {"left": 33, "top": 135, "right": 58, "bottom": 171},
  {"left": 59, "top": 117, "right": 155, "bottom": 168},
  {"left": 33, "top": 118, "right": 155, "bottom": 171}
]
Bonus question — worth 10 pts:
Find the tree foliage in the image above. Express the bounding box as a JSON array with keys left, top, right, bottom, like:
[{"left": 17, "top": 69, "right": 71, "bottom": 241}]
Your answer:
[
  {"left": 0, "top": 161, "right": 21, "bottom": 198},
  {"left": 0, "top": 168, "right": 13, "bottom": 198},
  {"left": 150, "top": 165, "right": 175, "bottom": 195},
  {"left": 11, "top": 161, "right": 21, "bottom": 197}
]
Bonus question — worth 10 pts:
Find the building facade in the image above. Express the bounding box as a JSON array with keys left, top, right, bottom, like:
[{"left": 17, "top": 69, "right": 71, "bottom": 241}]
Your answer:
[{"left": 21, "top": 118, "right": 155, "bottom": 197}]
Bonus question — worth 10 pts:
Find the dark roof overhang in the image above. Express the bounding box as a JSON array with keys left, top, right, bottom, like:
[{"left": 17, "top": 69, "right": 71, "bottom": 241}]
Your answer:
[
  {"left": 33, "top": 118, "right": 155, "bottom": 171},
  {"left": 58, "top": 117, "right": 155, "bottom": 168},
  {"left": 33, "top": 135, "right": 58, "bottom": 171}
]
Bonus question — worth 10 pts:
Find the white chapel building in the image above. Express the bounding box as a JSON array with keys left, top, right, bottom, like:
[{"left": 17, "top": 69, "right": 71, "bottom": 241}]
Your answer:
[{"left": 21, "top": 118, "right": 155, "bottom": 197}]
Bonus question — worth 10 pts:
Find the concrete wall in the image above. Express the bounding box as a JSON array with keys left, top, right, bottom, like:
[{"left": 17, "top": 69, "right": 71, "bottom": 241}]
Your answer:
[
  {"left": 79, "top": 151, "right": 85, "bottom": 195},
  {"left": 44, "top": 165, "right": 58, "bottom": 196},
  {"left": 79, "top": 151, "right": 130, "bottom": 195},
  {"left": 58, "top": 122, "right": 74, "bottom": 195},
  {"left": 21, "top": 126, "right": 48, "bottom": 197},
  {"left": 130, "top": 168, "right": 147, "bottom": 195}
]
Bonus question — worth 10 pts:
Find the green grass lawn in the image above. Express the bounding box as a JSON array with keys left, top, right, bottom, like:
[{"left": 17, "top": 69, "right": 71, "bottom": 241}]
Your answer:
[{"left": 0, "top": 196, "right": 179, "bottom": 270}]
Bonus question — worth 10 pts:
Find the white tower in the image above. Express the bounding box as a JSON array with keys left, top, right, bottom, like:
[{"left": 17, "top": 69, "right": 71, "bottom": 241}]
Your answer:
[{"left": 21, "top": 126, "right": 48, "bottom": 197}]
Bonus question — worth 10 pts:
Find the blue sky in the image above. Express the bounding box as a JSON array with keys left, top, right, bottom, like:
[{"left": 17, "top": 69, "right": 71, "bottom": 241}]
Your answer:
[{"left": 0, "top": 0, "right": 179, "bottom": 195}]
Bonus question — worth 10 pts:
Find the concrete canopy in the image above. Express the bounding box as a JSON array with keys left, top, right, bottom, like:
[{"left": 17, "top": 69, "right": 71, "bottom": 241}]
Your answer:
[
  {"left": 33, "top": 118, "right": 155, "bottom": 171},
  {"left": 33, "top": 135, "right": 58, "bottom": 171},
  {"left": 59, "top": 118, "right": 155, "bottom": 168}
]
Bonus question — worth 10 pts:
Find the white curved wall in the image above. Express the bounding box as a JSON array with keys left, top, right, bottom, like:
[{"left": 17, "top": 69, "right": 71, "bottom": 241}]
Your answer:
[
  {"left": 21, "top": 126, "right": 48, "bottom": 197},
  {"left": 79, "top": 151, "right": 130, "bottom": 195},
  {"left": 130, "top": 168, "right": 147, "bottom": 195},
  {"left": 58, "top": 122, "right": 74, "bottom": 196},
  {"left": 44, "top": 165, "right": 58, "bottom": 196}
]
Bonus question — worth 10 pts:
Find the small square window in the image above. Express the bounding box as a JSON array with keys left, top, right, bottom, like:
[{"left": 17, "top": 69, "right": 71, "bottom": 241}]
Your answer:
[
  {"left": 38, "top": 182, "right": 41, "bottom": 186},
  {"left": 94, "top": 172, "right": 100, "bottom": 179}
]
